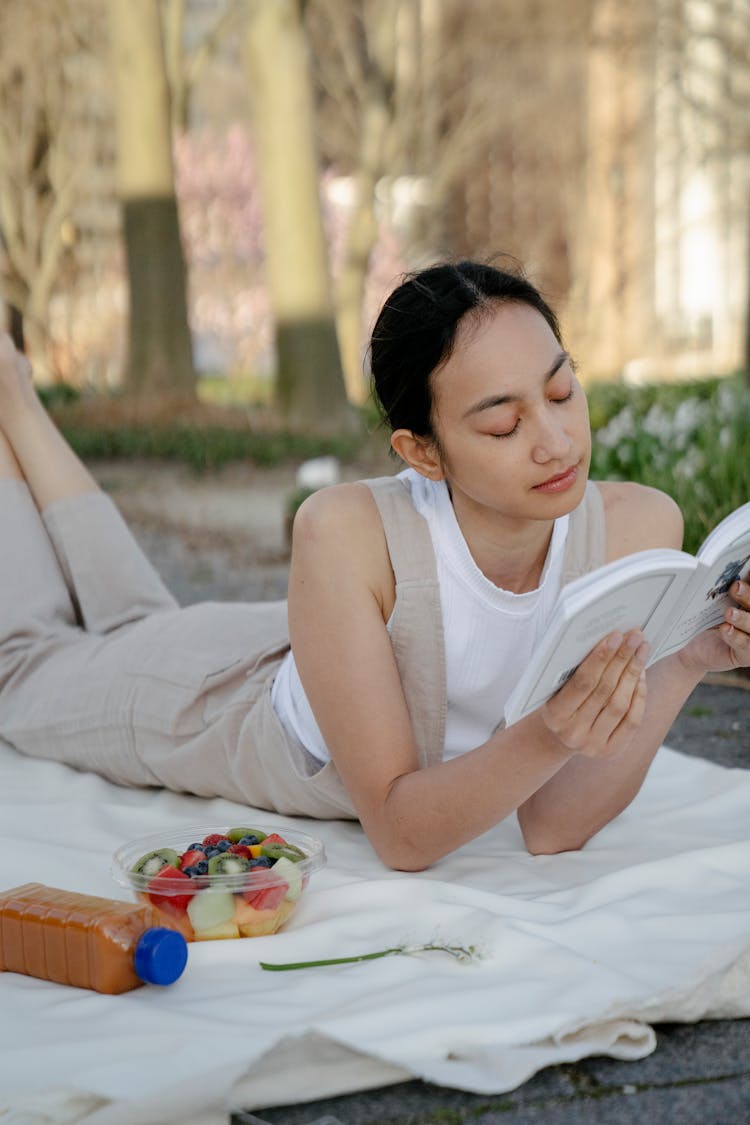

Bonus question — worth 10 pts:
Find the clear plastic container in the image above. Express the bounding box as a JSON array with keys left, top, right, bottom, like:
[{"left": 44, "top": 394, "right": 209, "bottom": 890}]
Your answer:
[
  {"left": 0, "top": 883, "right": 188, "bottom": 994},
  {"left": 111, "top": 824, "right": 326, "bottom": 942}
]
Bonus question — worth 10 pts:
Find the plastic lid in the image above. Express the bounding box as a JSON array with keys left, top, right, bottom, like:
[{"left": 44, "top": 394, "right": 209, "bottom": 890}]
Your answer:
[{"left": 134, "top": 927, "right": 188, "bottom": 986}]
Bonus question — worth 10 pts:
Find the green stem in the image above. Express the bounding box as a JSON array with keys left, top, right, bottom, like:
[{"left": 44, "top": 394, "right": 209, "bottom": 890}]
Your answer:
[{"left": 260, "top": 947, "right": 404, "bottom": 971}]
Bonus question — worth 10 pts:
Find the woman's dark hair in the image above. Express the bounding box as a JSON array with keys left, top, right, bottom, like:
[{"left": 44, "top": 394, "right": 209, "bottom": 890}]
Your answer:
[{"left": 369, "top": 259, "right": 563, "bottom": 437}]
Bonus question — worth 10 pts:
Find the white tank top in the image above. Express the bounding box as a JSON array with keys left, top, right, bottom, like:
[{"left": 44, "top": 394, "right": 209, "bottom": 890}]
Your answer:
[{"left": 271, "top": 469, "right": 569, "bottom": 762}]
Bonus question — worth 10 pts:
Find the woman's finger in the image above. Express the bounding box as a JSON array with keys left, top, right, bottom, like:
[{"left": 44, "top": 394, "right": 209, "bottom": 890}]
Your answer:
[
  {"left": 594, "top": 669, "right": 649, "bottom": 756},
  {"left": 543, "top": 631, "right": 647, "bottom": 750},
  {"left": 568, "top": 634, "right": 647, "bottom": 720},
  {"left": 721, "top": 604, "right": 750, "bottom": 666},
  {"left": 542, "top": 635, "right": 616, "bottom": 737},
  {"left": 569, "top": 632, "right": 646, "bottom": 731},
  {"left": 587, "top": 648, "right": 648, "bottom": 749}
]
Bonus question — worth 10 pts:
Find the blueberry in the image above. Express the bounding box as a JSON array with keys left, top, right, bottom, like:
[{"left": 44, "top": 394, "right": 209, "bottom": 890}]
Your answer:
[
  {"left": 239, "top": 834, "right": 259, "bottom": 846},
  {"left": 182, "top": 865, "right": 198, "bottom": 876},
  {"left": 248, "top": 856, "right": 272, "bottom": 869},
  {"left": 205, "top": 846, "right": 220, "bottom": 858},
  {"left": 216, "top": 839, "right": 231, "bottom": 852},
  {"left": 188, "top": 842, "right": 205, "bottom": 852},
  {"left": 195, "top": 860, "right": 208, "bottom": 874}
]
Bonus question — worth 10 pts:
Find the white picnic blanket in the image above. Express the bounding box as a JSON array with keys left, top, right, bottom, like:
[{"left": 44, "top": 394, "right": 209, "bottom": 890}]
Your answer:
[{"left": 2, "top": 736, "right": 750, "bottom": 1124}]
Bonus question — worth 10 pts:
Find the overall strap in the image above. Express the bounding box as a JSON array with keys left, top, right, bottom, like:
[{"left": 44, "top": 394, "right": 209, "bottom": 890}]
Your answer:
[
  {"left": 363, "top": 476, "right": 447, "bottom": 768},
  {"left": 562, "top": 480, "right": 607, "bottom": 586}
]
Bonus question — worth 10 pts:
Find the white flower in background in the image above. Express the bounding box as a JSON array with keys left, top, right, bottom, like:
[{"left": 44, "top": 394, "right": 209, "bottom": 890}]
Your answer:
[
  {"left": 719, "top": 427, "right": 732, "bottom": 449},
  {"left": 595, "top": 406, "right": 637, "bottom": 449},
  {"left": 671, "top": 398, "right": 709, "bottom": 450},
  {"left": 650, "top": 447, "right": 670, "bottom": 471},
  {"left": 642, "top": 403, "right": 672, "bottom": 441},
  {"left": 674, "top": 445, "right": 706, "bottom": 481},
  {"left": 717, "top": 383, "right": 740, "bottom": 420},
  {"left": 693, "top": 479, "right": 711, "bottom": 503}
]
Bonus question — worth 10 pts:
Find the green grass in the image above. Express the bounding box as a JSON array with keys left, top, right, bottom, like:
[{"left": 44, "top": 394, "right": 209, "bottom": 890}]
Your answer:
[
  {"left": 44, "top": 384, "right": 375, "bottom": 472},
  {"left": 58, "top": 421, "right": 364, "bottom": 472},
  {"left": 686, "top": 704, "right": 716, "bottom": 718}
]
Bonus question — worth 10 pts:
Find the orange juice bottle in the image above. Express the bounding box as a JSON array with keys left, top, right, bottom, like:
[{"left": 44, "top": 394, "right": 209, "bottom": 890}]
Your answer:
[{"left": 0, "top": 883, "right": 188, "bottom": 994}]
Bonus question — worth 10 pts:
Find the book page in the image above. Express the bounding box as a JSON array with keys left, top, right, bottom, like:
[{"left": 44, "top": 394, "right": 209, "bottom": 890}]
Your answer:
[
  {"left": 653, "top": 539, "right": 750, "bottom": 659},
  {"left": 695, "top": 500, "right": 750, "bottom": 565},
  {"left": 504, "top": 569, "right": 689, "bottom": 725}
]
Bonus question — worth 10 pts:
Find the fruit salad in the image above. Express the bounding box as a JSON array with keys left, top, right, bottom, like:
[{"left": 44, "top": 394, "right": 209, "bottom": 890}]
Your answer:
[{"left": 111, "top": 825, "right": 326, "bottom": 942}]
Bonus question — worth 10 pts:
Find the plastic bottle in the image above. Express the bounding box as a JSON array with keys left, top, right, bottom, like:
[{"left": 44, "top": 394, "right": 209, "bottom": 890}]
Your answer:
[{"left": 0, "top": 882, "right": 188, "bottom": 994}]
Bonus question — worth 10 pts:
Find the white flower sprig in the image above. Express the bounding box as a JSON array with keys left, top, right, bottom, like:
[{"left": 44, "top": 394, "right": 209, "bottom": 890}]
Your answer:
[{"left": 259, "top": 937, "right": 486, "bottom": 972}]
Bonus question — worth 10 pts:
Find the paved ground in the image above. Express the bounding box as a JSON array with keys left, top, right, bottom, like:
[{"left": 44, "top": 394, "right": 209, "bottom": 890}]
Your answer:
[{"left": 95, "top": 461, "right": 750, "bottom": 1125}]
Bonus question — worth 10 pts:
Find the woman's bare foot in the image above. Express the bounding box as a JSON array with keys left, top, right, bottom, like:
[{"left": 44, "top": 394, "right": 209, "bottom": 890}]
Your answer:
[
  {"left": 0, "top": 333, "right": 100, "bottom": 509},
  {"left": 0, "top": 334, "right": 42, "bottom": 429}
]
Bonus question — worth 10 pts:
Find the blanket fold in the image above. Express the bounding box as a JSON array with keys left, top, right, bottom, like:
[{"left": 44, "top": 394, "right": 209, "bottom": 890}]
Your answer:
[{"left": 1, "top": 739, "right": 750, "bottom": 1123}]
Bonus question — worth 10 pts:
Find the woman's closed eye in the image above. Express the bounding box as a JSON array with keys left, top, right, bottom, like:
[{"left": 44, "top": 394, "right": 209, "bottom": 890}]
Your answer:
[
  {"left": 488, "top": 386, "right": 574, "bottom": 439},
  {"left": 491, "top": 420, "right": 520, "bottom": 439},
  {"left": 551, "top": 385, "right": 575, "bottom": 404}
]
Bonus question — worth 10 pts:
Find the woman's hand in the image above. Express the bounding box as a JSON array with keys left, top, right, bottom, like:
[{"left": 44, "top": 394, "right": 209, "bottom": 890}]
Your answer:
[
  {"left": 540, "top": 630, "right": 649, "bottom": 760},
  {"left": 678, "top": 579, "right": 750, "bottom": 675}
]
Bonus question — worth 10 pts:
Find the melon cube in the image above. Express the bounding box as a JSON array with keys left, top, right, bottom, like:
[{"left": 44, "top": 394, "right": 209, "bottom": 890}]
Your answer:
[{"left": 187, "top": 888, "right": 235, "bottom": 934}]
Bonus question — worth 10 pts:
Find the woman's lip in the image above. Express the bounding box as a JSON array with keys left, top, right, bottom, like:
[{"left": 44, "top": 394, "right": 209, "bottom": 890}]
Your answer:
[{"left": 533, "top": 464, "right": 579, "bottom": 492}]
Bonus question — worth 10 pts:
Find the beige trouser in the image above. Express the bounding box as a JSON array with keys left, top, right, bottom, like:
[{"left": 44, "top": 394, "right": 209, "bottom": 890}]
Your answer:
[{"left": 0, "top": 480, "right": 291, "bottom": 797}]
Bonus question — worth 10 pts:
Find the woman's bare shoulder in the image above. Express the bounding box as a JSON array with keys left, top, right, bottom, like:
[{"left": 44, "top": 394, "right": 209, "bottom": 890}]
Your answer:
[
  {"left": 594, "top": 480, "right": 684, "bottom": 561},
  {"left": 291, "top": 481, "right": 395, "bottom": 612},
  {"left": 292, "top": 480, "right": 384, "bottom": 541}
]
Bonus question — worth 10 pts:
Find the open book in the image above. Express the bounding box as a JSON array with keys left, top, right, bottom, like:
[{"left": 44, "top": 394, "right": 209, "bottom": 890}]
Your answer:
[{"left": 503, "top": 500, "right": 750, "bottom": 727}]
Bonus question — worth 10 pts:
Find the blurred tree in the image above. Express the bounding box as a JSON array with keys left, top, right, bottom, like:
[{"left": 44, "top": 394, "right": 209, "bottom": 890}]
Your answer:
[
  {"left": 306, "top": 0, "right": 589, "bottom": 400},
  {"left": 244, "top": 0, "right": 353, "bottom": 429},
  {"left": 0, "top": 0, "right": 84, "bottom": 377},
  {"left": 160, "top": 0, "right": 244, "bottom": 133},
  {"left": 110, "top": 0, "right": 196, "bottom": 397},
  {"left": 305, "top": 0, "right": 400, "bottom": 404},
  {"left": 659, "top": 0, "right": 750, "bottom": 383}
]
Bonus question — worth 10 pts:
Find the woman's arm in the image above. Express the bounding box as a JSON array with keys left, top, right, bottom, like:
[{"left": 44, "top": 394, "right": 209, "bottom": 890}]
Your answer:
[
  {"left": 288, "top": 484, "right": 651, "bottom": 870},
  {"left": 517, "top": 574, "right": 750, "bottom": 854},
  {"left": 516, "top": 653, "right": 703, "bottom": 854},
  {"left": 516, "top": 481, "right": 750, "bottom": 854}
]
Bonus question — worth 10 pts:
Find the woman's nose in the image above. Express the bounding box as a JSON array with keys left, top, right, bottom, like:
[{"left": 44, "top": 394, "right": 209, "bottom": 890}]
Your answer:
[{"left": 531, "top": 414, "right": 572, "bottom": 463}]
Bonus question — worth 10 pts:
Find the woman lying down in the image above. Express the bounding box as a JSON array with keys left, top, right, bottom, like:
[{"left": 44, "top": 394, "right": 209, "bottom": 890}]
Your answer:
[{"left": 1, "top": 260, "right": 748, "bottom": 870}]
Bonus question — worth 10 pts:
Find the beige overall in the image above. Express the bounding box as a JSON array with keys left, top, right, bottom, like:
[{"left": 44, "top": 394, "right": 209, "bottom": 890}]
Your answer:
[{"left": 0, "top": 476, "right": 605, "bottom": 820}]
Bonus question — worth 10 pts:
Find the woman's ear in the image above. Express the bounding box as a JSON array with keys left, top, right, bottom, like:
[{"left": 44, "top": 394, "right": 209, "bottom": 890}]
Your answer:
[{"left": 390, "top": 429, "right": 445, "bottom": 480}]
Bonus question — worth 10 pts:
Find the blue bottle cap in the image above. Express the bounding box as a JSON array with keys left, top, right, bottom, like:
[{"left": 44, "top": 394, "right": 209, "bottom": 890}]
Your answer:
[{"left": 134, "top": 927, "right": 188, "bottom": 986}]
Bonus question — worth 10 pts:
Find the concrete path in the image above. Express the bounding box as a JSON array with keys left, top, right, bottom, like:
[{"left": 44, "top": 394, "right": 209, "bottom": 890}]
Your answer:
[{"left": 93, "top": 461, "right": 750, "bottom": 1125}]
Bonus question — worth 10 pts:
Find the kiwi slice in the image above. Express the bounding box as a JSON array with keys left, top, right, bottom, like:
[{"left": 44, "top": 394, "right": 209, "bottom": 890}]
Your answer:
[
  {"left": 131, "top": 848, "right": 181, "bottom": 878},
  {"left": 260, "top": 842, "right": 306, "bottom": 863},
  {"left": 227, "top": 826, "right": 267, "bottom": 843},
  {"left": 207, "top": 852, "right": 250, "bottom": 875}
]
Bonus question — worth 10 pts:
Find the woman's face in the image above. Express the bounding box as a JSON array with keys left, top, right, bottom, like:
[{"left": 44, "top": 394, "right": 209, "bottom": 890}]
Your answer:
[{"left": 427, "top": 301, "right": 591, "bottom": 525}]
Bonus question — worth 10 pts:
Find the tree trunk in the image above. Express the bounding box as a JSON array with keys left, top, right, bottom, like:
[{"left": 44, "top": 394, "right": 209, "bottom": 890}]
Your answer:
[
  {"left": 110, "top": 0, "right": 195, "bottom": 398},
  {"left": 335, "top": 0, "right": 398, "bottom": 405},
  {"left": 244, "top": 0, "right": 352, "bottom": 429},
  {"left": 8, "top": 304, "right": 24, "bottom": 352}
]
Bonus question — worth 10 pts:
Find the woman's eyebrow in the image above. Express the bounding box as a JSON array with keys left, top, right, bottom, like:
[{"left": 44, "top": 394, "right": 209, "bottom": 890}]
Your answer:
[{"left": 463, "top": 352, "right": 569, "bottom": 417}]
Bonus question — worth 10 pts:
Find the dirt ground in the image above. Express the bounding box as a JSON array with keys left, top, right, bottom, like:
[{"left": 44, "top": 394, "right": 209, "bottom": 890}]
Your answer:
[{"left": 94, "top": 459, "right": 299, "bottom": 604}]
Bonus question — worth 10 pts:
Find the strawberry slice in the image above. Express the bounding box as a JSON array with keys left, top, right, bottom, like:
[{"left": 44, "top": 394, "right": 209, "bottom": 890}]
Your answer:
[
  {"left": 261, "top": 832, "right": 288, "bottom": 847},
  {"left": 202, "top": 833, "right": 227, "bottom": 847},
  {"left": 147, "top": 865, "right": 195, "bottom": 914},
  {"left": 229, "top": 844, "right": 251, "bottom": 859},
  {"left": 179, "top": 849, "right": 205, "bottom": 870}
]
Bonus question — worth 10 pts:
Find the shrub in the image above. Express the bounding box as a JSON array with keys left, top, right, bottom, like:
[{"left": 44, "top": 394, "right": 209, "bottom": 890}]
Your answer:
[{"left": 589, "top": 374, "right": 750, "bottom": 554}]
